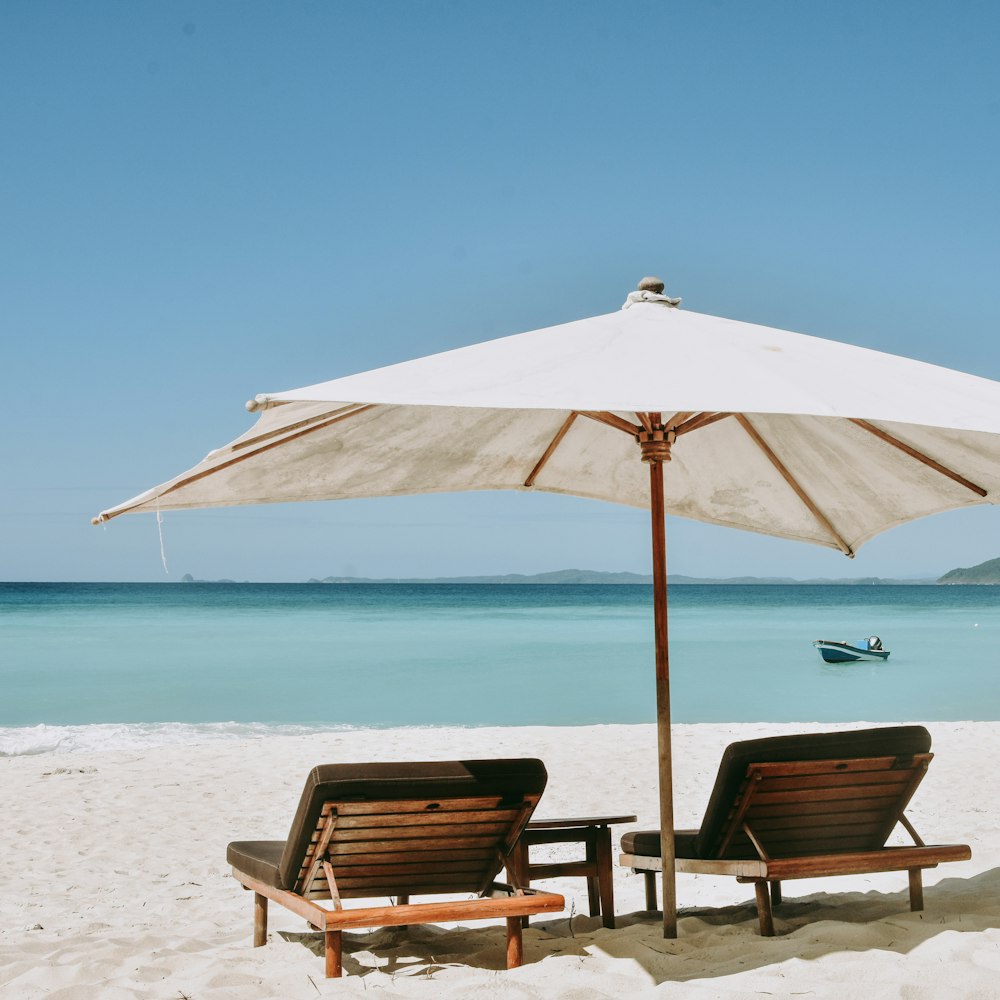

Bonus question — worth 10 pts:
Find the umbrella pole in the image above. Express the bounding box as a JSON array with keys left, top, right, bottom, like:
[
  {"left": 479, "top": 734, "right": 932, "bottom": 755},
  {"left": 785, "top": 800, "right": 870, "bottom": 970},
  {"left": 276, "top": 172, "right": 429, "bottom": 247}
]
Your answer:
[{"left": 648, "top": 456, "right": 677, "bottom": 938}]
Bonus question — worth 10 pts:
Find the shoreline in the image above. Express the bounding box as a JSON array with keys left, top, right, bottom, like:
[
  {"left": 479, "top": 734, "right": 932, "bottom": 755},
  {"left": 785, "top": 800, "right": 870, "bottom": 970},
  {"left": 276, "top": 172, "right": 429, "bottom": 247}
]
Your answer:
[
  {"left": 4, "top": 717, "right": 999, "bottom": 758},
  {"left": 2, "top": 721, "right": 995, "bottom": 998}
]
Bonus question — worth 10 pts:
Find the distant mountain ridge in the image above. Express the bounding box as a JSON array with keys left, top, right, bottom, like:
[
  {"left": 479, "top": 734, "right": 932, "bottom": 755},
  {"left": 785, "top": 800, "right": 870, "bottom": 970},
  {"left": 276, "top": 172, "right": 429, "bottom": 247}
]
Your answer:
[
  {"left": 306, "top": 569, "right": 936, "bottom": 585},
  {"left": 938, "top": 557, "right": 1000, "bottom": 585},
  {"left": 178, "top": 565, "right": 996, "bottom": 585},
  {"left": 309, "top": 569, "right": 654, "bottom": 585}
]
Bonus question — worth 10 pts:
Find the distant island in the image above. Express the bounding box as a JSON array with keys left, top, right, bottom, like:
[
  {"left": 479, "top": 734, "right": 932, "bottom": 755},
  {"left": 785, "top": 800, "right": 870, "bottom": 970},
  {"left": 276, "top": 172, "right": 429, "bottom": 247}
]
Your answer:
[{"left": 938, "top": 556, "right": 1000, "bottom": 585}]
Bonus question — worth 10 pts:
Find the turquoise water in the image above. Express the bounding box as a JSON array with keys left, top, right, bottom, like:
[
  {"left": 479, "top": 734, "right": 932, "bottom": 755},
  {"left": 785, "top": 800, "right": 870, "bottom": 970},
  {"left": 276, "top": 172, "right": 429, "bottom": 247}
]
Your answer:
[{"left": 2, "top": 583, "right": 998, "bottom": 750}]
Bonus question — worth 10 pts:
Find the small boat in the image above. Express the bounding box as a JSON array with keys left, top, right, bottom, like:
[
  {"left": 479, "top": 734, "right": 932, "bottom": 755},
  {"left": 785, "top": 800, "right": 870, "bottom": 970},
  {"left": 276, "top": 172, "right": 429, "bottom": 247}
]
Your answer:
[{"left": 813, "top": 636, "right": 890, "bottom": 663}]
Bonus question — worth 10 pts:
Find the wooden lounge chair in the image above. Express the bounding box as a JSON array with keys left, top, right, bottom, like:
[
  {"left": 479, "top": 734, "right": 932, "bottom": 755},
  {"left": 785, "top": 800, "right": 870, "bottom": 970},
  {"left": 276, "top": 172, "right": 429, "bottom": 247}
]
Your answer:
[
  {"left": 619, "top": 726, "right": 971, "bottom": 935},
  {"left": 227, "top": 758, "right": 564, "bottom": 977}
]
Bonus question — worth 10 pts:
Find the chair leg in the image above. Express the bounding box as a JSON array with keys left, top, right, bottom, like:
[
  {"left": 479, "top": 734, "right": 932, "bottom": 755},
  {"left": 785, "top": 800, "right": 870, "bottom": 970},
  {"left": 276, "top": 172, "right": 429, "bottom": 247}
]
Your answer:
[
  {"left": 753, "top": 880, "right": 775, "bottom": 936},
  {"left": 325, "top": 929, "right": 343, "bottom": 978},
  {"left": 505, "top": 916, "right": 523, "bottom": 968},
  {"left": 770, "top": 881, "right": 782, "bottom": 907},
  {"left": 395, "top": 894, "right": 410, "bottom": 931},
  {"left": 643, "top": 870, "right": 658, "bottom": 911},
  {"left": 253, "top": 892, "right": 267, "bottom": 947},
  {"left": 908, "top": 868, "right": 924, "bottom": 911},
  {"left": 508, "top": 839, "right": 532, "bottom": 928}
]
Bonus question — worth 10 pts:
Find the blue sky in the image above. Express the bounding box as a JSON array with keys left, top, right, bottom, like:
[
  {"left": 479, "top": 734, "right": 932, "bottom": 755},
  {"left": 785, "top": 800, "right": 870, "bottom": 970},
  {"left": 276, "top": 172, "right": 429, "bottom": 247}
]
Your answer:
[{"left": 3, "top": 1, "right": 1000, "bottom": 582}]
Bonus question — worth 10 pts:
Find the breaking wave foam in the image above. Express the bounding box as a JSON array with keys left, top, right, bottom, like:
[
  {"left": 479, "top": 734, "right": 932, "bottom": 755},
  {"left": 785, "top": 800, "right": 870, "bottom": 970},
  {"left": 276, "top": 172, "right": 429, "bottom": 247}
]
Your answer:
[{"left": 0, "top": 721, "right": 353, "bottom": 757}]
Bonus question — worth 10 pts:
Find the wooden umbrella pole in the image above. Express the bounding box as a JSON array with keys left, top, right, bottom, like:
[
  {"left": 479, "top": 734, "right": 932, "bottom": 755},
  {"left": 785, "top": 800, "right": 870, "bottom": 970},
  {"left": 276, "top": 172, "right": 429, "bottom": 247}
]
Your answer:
[
  {"left": 640, "top": 419, "right": 677, "bottom": 938},
  {"left": 649, "top": 457, "right": 677, "bottom": 937}
]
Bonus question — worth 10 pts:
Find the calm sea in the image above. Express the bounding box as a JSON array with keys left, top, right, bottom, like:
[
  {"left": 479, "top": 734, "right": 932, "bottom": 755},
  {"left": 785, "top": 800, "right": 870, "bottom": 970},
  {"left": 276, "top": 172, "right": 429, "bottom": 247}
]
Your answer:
[{"left": 1, "top": 582, "right": 998, "bottom": 754}]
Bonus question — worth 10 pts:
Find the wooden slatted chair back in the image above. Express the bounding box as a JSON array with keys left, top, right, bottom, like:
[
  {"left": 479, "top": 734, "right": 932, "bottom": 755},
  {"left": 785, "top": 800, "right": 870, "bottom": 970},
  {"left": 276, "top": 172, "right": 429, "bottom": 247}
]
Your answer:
[
  {"left": 295, "top": 792, "right": 540, "bottom": 900},
  {"left": 711, "top": 752, "right": 932, "bottom": 860}
]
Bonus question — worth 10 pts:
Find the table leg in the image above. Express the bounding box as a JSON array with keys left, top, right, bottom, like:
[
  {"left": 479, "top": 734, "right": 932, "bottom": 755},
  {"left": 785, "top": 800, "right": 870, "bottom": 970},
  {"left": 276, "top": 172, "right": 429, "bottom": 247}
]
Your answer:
[
  {"left": 585, "top": 829, "right": 600, "bottom": 917},
  {"left": 595, "top": 826, "right": 616, "bottom": 928}
]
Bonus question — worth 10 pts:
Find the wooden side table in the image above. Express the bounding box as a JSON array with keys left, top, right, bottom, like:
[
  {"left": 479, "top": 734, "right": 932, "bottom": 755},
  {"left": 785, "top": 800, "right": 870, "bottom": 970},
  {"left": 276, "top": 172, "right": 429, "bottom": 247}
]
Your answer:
[{"left": 508, "top": 814, "right": 637, "bottom": 929}]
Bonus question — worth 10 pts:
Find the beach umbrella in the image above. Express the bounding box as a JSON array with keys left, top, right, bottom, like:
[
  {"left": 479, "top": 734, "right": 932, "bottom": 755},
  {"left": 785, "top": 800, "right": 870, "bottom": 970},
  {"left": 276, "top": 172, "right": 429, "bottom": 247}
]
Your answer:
[{"left": 94, "top": 277, "right": 1000, "bottom": 937}]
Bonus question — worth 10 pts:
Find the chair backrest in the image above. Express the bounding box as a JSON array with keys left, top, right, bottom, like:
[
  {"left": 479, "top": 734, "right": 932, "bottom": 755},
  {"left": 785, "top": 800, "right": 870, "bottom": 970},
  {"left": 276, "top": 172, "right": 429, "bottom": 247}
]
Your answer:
[
  {"left": 276, "top": 759, "right": 547, "bottom": 897},
  {"left": 696, "top": 726, "right": 933, "bottom": 860}
]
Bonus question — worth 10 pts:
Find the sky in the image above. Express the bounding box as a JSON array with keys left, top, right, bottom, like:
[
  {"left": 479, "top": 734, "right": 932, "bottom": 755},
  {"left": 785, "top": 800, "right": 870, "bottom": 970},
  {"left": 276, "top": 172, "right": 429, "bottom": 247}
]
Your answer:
[{"left": 3, "top": 1, "right": 1000, "bottom": 582}]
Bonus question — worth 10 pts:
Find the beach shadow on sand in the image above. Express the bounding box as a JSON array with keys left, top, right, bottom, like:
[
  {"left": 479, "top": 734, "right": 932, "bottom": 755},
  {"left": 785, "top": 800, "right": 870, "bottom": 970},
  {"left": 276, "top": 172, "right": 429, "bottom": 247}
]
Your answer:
[
  {"left": 571, "top": 868, "right": 1000, "bottom": 984},
  {"left": 273, "top": 869, "right": 1000, "bottom": 983}
]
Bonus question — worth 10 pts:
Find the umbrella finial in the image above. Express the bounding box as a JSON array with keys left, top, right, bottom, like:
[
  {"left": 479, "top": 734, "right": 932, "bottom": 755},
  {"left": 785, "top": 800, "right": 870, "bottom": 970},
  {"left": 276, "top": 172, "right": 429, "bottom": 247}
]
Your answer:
[{"left": 623, "top": 277, "right": 681, "bottom": 310}]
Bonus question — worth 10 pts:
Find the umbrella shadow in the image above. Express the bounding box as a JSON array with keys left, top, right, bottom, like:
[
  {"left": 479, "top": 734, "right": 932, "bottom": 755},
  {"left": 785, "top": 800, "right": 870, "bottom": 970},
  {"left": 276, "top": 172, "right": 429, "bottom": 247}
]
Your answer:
[{"left": 578, "top": 868, "right": 1000, "bottom": 985}]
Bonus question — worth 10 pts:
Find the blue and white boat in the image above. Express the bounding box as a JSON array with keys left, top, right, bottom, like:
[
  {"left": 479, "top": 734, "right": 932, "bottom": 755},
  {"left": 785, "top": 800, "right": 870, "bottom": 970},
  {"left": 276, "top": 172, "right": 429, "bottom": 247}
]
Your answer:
[{"left": 813, "top": 637, "right": 890, "bottom": 663}]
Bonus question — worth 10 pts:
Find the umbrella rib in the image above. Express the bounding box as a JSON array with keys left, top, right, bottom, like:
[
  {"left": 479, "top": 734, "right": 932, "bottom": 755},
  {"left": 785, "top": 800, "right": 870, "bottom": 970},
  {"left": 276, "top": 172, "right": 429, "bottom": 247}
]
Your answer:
[
  {"left": 849, "top": 419, "right": 988, "bottom": 497},
  {"left": 524, "top": 412, "right": 578, "bottom": 488},
  {"left": 95, "top": 404, "right": 377, "bottom": 522},
  {"left": 673, "top": 412, "right": 732, "bottom": 436},
  {"left": 636, "top": 412, "right": 653, "bottom": 433},
  {"left": 665, "top": 412, "right": 694, "bottom": 430},
  {"left": 735, "top": 415, "right": 854, "bottom": 556},
  {"left": 579, "top": 411, "right": 643, "bottom": 436},
  {"left": 230, "top": 403, "right": 372, "bottom": 452}
]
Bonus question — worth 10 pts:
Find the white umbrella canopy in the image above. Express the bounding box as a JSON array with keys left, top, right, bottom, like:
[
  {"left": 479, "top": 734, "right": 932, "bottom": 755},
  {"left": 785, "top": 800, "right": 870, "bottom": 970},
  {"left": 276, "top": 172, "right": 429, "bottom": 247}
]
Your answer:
[
  {"left": 96, "top": 288, "right": 1000, "bottom": 553},
  {"left": 94, "top": 280, "right": 1000, "bottom": 937}
]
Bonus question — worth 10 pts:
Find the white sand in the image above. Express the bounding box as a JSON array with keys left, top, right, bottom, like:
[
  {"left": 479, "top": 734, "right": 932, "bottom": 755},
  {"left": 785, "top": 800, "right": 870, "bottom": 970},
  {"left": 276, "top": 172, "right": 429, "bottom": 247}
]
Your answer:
[{"left": 1, "top": 721, "right": 997, "bottom": 999}]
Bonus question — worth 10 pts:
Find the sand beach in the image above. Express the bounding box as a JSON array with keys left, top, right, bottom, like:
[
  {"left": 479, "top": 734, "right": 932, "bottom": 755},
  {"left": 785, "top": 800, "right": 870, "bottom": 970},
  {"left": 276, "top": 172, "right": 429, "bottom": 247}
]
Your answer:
[{"left": 1, "top": 720, "right": 996, "bottom": 999}]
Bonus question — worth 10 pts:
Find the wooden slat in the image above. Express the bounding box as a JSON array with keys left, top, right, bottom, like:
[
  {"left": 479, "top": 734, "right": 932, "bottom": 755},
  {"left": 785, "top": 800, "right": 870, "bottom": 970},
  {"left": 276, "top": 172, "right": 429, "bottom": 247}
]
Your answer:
[
  {"left": 331, "top": 796, "right": 508, "bottom": 816},
  {"left": 671, "top": 856, "right": 767, "bottom": 878},
  {"left": 762, "top": 844, "right": 971, "bottom": 880},
  {"left": 334, "top": 871, "right": 482, "bottom": 888},
  {"left": 759, "top": 827, "right": 887, "bottom": 847},
  {"left": 325, "top": 821, "right": 509, "bottom": 841},
  {"left": 749, "top": 755, "right": 931, "bottom": 777},
  {"left": 331, "top": 849, "right": 495, "bottom": 866},
  {"left": 748, "top": 811, "right": 888, "bottom": 832},
  {"left": 754, "top": 771, "right": 913, "bottom": 792},
  {"left": 333, "top": 808, "right": 522, "bottom": 829},
  {"left": 749, "top": 786, "right": 902, "bottom": 806},
  {"left": 319, "top": 861, "right": 488, "bottom": 878},
  {"left": 319, "top": 886, "right": 564, "bottom": 929},
  {"left": 326, "top": 835, "right": 503, "bottom": 854},
  {"left": 744, "top": 799, "right": 901, "bottom": 819}
]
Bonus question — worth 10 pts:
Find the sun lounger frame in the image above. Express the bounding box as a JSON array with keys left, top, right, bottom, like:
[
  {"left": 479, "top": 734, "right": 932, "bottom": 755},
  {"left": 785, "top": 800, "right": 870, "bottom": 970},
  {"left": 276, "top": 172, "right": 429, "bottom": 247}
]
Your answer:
[
  {"left": 229, "top": 766, "right": 564, "bottom": 977},
  {"left": 621, "top": 751, "right": 971, "bottom": 935}
]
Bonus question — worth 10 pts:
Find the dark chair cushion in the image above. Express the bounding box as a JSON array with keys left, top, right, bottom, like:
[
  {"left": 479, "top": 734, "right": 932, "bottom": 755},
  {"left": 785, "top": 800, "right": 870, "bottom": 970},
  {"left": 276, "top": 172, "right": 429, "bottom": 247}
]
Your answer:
[
  {"left": 277, "top": 758, "right": 548, "bottom": 890},
  {"left": 621, "top": 828, "right": 700, "bottom": 859},
  {"left": 227, "top": 840, "right": 284, "bottom": 888}
]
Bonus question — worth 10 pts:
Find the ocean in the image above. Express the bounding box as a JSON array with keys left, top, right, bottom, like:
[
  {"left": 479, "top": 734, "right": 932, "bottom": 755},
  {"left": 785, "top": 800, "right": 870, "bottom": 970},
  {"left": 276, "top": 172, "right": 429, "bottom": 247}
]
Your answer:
[{"left": 2, "top": 582, "right": 998, "bottom": 755}]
